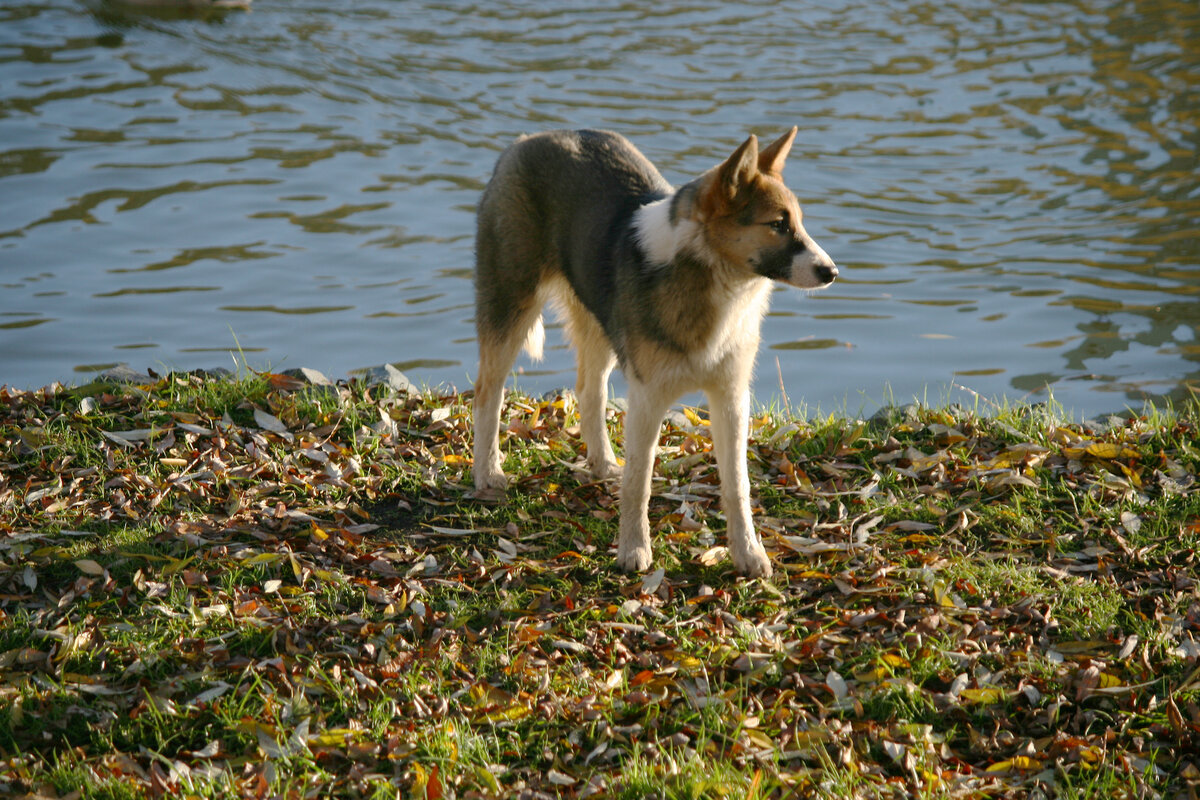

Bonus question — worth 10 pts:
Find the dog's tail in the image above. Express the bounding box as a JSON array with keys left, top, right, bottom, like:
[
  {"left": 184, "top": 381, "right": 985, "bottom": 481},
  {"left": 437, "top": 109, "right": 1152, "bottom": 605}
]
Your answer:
[{"left": 522, "top": 314, "right": 545, "bottom": 361}]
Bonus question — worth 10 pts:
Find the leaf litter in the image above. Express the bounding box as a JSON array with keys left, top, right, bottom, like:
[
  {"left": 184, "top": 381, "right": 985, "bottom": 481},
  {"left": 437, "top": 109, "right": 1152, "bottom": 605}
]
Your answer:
[{"left": 0, "top": 372, "right": 1198, "bottom": 798}]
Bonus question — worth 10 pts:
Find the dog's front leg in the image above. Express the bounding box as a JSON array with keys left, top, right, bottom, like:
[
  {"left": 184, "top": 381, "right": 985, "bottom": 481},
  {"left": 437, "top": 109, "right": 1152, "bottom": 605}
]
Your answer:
[
  {"left": 707, "top": 384, "right": 773, "bottom": 578},
  {"left": 615, "top": 380, "right": 672, "bottom": 572}
]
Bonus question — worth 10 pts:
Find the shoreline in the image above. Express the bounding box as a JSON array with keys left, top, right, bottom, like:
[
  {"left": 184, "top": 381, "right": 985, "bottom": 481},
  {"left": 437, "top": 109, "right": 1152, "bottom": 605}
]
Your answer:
[{"left": 19, "top": 360, "right": 1187, "bottom": 430}]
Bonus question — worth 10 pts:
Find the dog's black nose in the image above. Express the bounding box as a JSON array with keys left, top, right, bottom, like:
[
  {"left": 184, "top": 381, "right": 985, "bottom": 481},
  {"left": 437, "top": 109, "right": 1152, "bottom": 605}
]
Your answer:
[{"left": 816, "top": 264, "right": 838, "bottom": 284}]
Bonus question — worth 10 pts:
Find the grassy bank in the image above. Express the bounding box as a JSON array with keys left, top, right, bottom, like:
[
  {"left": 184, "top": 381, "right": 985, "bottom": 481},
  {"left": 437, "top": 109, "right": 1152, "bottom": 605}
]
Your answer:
[{"left": 1, "top": 371, "right": 1198, "bottom": 799}]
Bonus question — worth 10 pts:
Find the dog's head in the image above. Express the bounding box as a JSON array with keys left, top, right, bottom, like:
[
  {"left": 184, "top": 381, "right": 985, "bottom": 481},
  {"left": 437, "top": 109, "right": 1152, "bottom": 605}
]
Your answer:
[{"left": 695, "top": 128, "right": 838, "bottom": 289}]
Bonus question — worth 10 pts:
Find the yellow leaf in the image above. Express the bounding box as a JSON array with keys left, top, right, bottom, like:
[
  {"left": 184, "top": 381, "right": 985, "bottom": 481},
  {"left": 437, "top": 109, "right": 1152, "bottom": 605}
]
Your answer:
[
  {"left": 742, "top": 729, "right": 775, "bottom": 752},
  {"left": 882, "top": 653, "right": 911, "bottom": 668},
  {"left": 988, "top": 452, "right": 1017, "bottom": 468},
  {"left": 410, "top": 763, "right": 428, "bottom": 799},
  {"left": 1053, "top": 640, "right": 1108, "bottom": 654},
  {"left": 1118, "top": 461, "right": 1143, "bottom": 488},
  {"left": 308, "top": 728, "right": 369, "bottom": 747},
  {"left": 854, "top": 666, "right": 891, "bottom": 682},
  {"left": 470, "top": 683, "right": 513, "bottom": 706},
  {"left": 986, "top": 756, "right": 1041, "bottom": 772},
  {"left": 960, "top": 687, "right": 1007, "bottom": 705},
  {"left": 481, "top": 702, "right": 532, "bottom": 723},
  {"left": 1085, "top": 442, "right": 1138, "bottom": 460},
  {"left": 163, "top": 557, "right": 192, "bottom": 575},
  {"left": 1085, "top": 442, "right": 1119, "bottom": 459},
  {"left": 117, "top": 551, "right": 167, "bottom": 562},
  {"left": 237, "top": 719, "right": 277, "bottom": 738},
  {"left": 473, "top": 765, "right": 501, "bottom": 793},
  {"left": 74, "top": 559, "right": 105, "bottom": 576},
  {"left": 244, "top": 552, "right": 285, "bottom": 566},
  {"left": 310, "top": 525, "right": 329, "bottom": 542},
  {"left": 933, "top": 580, "right": 959, "bottom": 608},
  {"left": 1052, "top": 428, "right": 1082, "bottom": 445},
  {"left": 1097, "top": 672, "right": 1123, "bottom": 689},
  {"left": 665, "top": 651, "right": 703, "bottom": 671}
]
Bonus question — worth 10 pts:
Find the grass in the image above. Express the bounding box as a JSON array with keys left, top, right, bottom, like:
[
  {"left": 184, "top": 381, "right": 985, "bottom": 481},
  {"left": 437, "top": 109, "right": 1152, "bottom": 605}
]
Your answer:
[{"left": 1, "top": 371, "right": 1198, "bottom": 798}]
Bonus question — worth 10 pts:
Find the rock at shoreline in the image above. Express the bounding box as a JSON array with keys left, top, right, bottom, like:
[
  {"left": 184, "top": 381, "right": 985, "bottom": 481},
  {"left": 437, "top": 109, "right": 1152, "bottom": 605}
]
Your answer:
[
  {"left": 97, "top": 364, "right": 155, "bottom": 384},
  {"left": 867, "top": 403, "right": 921, "bottom": 433},
  {"left": 359, "top": 364, "right": 415, "bottom": 395},
  {"left": 192, "top": 367, "right": 234, "bottom": 380},
  {"left": 282, "top": 367, "right": 334, "bottom": 387}
]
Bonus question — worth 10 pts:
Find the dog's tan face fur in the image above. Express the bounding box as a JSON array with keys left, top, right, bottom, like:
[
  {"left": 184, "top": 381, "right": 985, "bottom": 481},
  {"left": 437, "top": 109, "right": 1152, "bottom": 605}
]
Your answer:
[{"left": 693, "top": 128, "right": 838, "bottom": 289}]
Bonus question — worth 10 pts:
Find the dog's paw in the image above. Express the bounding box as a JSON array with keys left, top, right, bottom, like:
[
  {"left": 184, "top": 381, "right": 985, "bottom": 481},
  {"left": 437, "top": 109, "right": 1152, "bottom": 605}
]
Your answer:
[
  {"left": 615, "top": 541, "right": 653, "bottom": 573},
  {"left": 473, "top": 469, "right": 509, "bottom": 491},
  {"left": 732, "top": 548, "right": 773, "bottom": 579},
  {"left": 590, "top": 459, "right": 623, "bottom": 481}
]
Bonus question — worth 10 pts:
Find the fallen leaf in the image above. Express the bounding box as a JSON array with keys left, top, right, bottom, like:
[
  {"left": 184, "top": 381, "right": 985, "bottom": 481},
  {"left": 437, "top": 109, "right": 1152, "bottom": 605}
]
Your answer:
[
  {"left": 253, "top": 409, "right": 287, "bottom": 433},
  {"left": 74, "top": 559, "right": 105, "bottom": 576},
  {"left": 986, "top": 756, "right": 1042, "bottom": 773},
  {"left": 826, "top": 670, "right": 848, "bottom": 700},
  {"left": 641, "top": 568, "right": 666, "bottom": 596}
]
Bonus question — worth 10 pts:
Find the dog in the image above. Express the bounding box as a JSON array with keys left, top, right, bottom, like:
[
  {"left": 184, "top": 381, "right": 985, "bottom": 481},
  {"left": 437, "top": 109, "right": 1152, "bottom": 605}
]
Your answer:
[{"left": 471, "top": 128, "right": 837, "bottom": 577}]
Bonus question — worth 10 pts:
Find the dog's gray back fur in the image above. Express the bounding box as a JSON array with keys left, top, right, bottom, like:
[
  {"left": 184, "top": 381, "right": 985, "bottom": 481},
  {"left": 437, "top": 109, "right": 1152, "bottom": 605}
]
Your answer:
[{"left": 475, "top": 129, "right": 672, "bottom": 366}]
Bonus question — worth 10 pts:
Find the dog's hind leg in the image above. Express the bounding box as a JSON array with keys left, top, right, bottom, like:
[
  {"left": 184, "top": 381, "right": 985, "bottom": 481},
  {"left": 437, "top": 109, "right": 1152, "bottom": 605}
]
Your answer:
[
  {"left": 472, "top": 166, "right": 557, "bottom": 491},
  {"left": 564, "top": 300, "right": 620, "bottom": 480},
  {"left": 706, "top": 382, "right": 772, "bottom": 577},
  {"left": 472, "top": 297, "right": 544, "bottom": 492},
  {"left": 615, "top": 378, "right": 673, "bottom": 572}
]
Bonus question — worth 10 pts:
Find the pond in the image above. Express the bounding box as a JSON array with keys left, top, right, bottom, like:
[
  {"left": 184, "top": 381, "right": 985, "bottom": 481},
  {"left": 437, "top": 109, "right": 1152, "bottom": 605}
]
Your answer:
[{"left": 2, "top": 0, "right": 1197, "bottom": 418}]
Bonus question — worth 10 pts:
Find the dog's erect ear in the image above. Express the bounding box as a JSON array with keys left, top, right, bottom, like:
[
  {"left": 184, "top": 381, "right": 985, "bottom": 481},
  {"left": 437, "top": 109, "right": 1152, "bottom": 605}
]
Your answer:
[
  {"left": 715, "top": 134, "right": 759, "bottom": 201},
  {"left": 758, "top": 127, "right": 797, "bottom": 175}
]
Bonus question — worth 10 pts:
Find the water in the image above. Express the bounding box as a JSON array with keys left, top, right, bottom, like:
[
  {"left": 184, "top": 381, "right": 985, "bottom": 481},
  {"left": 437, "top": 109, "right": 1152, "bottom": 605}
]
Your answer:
[{"left": 2, "top": 0, "right": 1198, "bottom": 417}]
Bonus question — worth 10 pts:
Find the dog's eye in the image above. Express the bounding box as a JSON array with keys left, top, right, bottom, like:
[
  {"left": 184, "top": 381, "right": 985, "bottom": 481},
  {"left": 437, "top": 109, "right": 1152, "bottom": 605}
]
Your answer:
[{"left": 768, "top": 218, "right": 790, "bottom": 234}]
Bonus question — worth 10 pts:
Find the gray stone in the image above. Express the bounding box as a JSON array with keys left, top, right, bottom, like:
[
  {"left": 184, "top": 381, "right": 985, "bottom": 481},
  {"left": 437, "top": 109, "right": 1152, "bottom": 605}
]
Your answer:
[
  {"left": 359, "top": 363, "right": 415, "bottom": 394},
  {"left": 97, "top": 363, "right": 153, "bottom": 384},
  {"left": 282, "top": 367, "right": 333, "bottom": 386},
  {"left": 193, "top": 367, "right": 234, "bottom": 380},
  {"left": 867, "top": 403, "right": 921, "bottom": 432},
  {"left": 664, "top": 410, "right": 690, "bottom": 428}
]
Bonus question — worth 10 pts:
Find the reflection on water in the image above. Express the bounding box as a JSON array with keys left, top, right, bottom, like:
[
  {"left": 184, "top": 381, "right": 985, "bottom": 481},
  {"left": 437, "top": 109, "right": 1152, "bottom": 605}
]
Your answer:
[{"left": 0, "top": 0, "right": 1197, "bottom": 416}]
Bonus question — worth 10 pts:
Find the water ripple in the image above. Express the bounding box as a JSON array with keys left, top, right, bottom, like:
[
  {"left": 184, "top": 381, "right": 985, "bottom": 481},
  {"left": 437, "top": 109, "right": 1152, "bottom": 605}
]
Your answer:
[{"left": 0, "top": 0, "right": 1196, "bottom": 414}]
